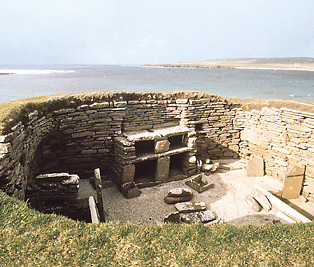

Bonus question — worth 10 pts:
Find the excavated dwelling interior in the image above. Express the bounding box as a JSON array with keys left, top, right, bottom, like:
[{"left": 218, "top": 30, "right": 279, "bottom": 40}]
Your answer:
[{"left": 1, "top": 91, "right": 314, "bottom": 224}]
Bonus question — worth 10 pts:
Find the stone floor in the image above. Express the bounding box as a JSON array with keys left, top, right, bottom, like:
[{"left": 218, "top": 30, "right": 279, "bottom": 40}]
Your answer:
[{"left": 78, "top": 159, "right": 314, "bottom": 226}]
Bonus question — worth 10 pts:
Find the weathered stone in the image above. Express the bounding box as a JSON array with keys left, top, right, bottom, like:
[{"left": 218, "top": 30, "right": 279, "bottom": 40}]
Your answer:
[
  {"left": 154, "top": 140, "right": 170, "bottom": 153},
  {"left": 0, "top": 143, "right": 11, "bottom": 154},
  {"left": 72, "top": 131, "right": 95, "bottom": 139},
  {"left": 189, "top": 156, "right": 197, "bottom": 164},
  {"left": 180, "top": 212, "right": 201, "bottom": 224},
  {"left": 35, "top": 173, "right": 71, "bottom": 182},
  {"left": 282, "top": 165, "right": 305, "bottom": 199},
  {"left": 120, "top": 182, "right": 141, "bottom": 199},
  {"left": 253, "top": 194, "right": 272, "bottom": 211},
  {"left": 62, "top": 174, "right": 80, "bottom": 185},
  {"left": 89, "top": 102, "right": 110, "bottom": 109},
  {"left": 164, "top": 212, "right": 180, "bottom": 223},
  {"left": 246, "top": 156, "right": 265, "bottom": 177},
  {"left": 164, "top": 195, "right": 193, "bottom": 204},
  {"left": 175, "top": 201, "right": 206, "bottom": 213},
  {"left": 245, "top": 196, "right": 262, "bottom": 212},
  {"left": 168, "top": 187, "right": 193, "bottom": 197},
  {"left": 199, "top": 210, "right": 217, "bottom": 223}
]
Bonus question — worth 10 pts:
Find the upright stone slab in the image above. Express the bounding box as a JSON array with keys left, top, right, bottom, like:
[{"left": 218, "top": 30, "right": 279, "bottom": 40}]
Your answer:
[
  {"left": 121, "top": 164, "right": 135, "bottom": 184},
  {"left": 156, "top": 156, "right": 170, "bottom": 182},
  {"left": 282, "top": 165, "right": 305, "bottom": 199},
  {"left": 246, "top": 156, "right": 265, "bottom": 177}
]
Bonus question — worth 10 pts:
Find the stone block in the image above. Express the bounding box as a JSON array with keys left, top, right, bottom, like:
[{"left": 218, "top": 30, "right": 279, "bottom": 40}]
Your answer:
[
  {"left": 156, "top": 157, "right": 170, "bottom": 182},
  {"left": 121, "top": 164, "right": 135, "bottom": 184},
  {"left": 154, "top": 140, "right": 170, "bottom": 153},
  {"left": 246, "top": 156, "right": 265, "bottom": 177},
  {"left": 120, "top": 182, "right": 141, "bottom": 199},
  {"left": 185, "top": 174, "right": 214, "bottom": 193}
]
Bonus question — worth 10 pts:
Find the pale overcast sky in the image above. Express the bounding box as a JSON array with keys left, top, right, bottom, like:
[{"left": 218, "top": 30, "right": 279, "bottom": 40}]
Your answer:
[{"left": 0, "top": 0, "right": 313, "bottom": 65}]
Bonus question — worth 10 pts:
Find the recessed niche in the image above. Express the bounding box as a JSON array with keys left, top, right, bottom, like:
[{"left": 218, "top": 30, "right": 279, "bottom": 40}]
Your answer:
[
  {"left": 135, "top": 140, "right": 155, "bottom": 157},
  {"left": 168, "top": 134, "right": 186, "bottom": 150},
  {"left": 134, "top": 159, "right": 157, "bottom": 183},
  {"left": 169, "top": 153, "right": 187, "bottom": 178}
]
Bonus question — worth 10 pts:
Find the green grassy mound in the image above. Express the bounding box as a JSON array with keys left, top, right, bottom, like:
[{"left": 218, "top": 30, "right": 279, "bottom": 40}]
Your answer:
[{"left": 1, "top": 191, "right": 314, "bottom": 266}]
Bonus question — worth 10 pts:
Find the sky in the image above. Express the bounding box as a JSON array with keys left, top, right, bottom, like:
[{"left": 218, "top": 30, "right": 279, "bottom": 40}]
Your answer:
[{"left": 0, "top": 0, "right": 313, "bottom": 65}]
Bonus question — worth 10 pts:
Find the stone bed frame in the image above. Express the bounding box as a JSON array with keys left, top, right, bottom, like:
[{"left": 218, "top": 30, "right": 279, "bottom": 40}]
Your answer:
[{"left": 1, "top": 91, "right": 314, "bottom": 220}]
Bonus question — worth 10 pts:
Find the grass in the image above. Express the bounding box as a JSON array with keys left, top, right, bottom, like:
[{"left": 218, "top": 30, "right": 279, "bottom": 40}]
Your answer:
[{"left": 1, "top": 191, "right": 314, "bottom": 266}]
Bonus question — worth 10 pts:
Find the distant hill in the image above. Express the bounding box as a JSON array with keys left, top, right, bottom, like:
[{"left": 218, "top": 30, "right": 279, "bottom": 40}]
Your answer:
[{"left": 144, "top": 57, "right": 314, "bottom": 71}]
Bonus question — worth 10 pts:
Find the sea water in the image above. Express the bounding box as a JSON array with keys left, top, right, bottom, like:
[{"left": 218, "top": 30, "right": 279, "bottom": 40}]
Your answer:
[{"left": 0, "top": 65, "right": 314, "bottom": 103}]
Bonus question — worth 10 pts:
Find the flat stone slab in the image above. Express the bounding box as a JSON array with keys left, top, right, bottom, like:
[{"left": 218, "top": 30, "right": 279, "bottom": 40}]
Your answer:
[
  {"left": 35, "top": 173, "right": 72, "bottom": 182},
  {"left": 164, "top": 187, "right": 193, "bottom": 204},
  {"left": 168, "top": 188, "right": 193, "bottom": 197},
  {"left": 175, "top": 201, "right": 206, "bottom": 213},
  {"left": 164, "top": 195, "right": 193, "bottom": 204}
]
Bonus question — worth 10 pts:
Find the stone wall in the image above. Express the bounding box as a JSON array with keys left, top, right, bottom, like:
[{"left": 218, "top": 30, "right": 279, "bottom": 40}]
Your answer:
[
  {"left": 0, "top": 92, "right": 240, "bottom": 202},
  {"left": 235, "top": 106, "right": 314, "bottom": 201}
]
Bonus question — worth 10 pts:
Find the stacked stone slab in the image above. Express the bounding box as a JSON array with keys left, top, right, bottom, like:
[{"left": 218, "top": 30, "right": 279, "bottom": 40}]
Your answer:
[
  {"left": 113, "top": 125, "right": 196, "bottom": 189},
  {"left": 236, "top": 106, "right": 314, "bottom": 201},
  {"left": 187, "top": 99, "right": 240, "bottom": 160},
  {"left": 26, "top": 173, "right": 89, "bottom": 221}
]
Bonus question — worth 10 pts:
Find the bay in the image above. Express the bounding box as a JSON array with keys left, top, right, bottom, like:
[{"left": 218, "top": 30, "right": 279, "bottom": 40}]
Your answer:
[{"left": 0, "top": 64, "right": 314, "bottom": 103}]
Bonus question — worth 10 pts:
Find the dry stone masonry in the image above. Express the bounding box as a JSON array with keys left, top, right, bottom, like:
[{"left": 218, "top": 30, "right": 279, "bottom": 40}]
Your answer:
[{"left": 1, "top": 91, "right": 314, "bottom": 219}]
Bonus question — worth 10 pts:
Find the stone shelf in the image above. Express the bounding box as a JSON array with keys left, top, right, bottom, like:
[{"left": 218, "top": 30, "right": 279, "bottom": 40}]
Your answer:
[
  {"left": 130, "top": 147, "right": 193, "bottom": 164},
  {"left": 123, "top": 125, "right": 190, "bottom": 142}
]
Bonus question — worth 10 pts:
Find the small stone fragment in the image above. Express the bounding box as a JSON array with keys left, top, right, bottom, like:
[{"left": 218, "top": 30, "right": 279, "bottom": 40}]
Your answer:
[{"left": 175, "top": 201, "right": 207, "bottom": 213}]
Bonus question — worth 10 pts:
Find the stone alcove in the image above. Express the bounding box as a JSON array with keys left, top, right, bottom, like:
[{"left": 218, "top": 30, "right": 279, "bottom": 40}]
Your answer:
[{"left": 0, "top": 92, "right": 243, "bottom": 221}]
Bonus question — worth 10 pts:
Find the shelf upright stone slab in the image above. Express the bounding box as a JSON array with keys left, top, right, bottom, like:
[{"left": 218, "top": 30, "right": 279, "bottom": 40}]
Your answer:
[{"left": 156, "top": 156, "right": 170, "bottom": 182}]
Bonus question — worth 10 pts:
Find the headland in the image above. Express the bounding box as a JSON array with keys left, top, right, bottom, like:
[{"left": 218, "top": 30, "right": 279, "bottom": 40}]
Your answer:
[{"left": 144, "top": 57, "right": 314, "bottom": 71}]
